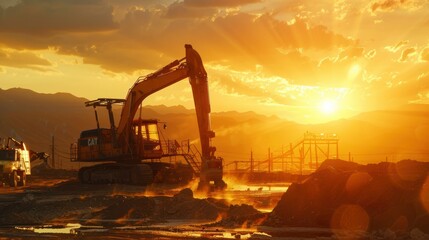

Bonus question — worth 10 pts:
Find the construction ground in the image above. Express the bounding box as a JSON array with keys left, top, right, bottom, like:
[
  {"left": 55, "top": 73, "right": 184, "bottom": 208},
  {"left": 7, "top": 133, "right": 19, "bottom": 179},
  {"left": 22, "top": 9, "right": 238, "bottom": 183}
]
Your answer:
[{"left": 1, "top": 159, "right": 429, "bottom": 239}]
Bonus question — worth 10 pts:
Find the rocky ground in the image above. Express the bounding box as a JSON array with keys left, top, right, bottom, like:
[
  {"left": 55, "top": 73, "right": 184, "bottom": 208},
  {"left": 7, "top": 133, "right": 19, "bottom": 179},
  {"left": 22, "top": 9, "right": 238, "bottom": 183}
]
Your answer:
[
  {"left": 0, "top": 186, "right": 264, "bottom": 227},
  {"left": 0, "top": 169, "right": 274, "bottom": 239},
  {"left": 1, "top": 159, "right": 429, "bottom": 239}
]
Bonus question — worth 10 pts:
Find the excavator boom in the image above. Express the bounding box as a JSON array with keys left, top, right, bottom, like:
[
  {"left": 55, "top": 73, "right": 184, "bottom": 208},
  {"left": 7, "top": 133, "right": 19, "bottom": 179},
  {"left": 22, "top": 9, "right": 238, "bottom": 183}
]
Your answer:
[
  {"left": 117, "top": 45, "right": 215, "bottom": 160},
  {"left": 117, "top": 59, "right": 188, "bottom": 150}
]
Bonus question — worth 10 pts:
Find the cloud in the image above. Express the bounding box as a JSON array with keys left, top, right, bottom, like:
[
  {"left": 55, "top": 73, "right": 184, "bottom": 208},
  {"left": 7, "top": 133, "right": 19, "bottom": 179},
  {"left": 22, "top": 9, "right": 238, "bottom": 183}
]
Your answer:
[
  {"left": 316, "top": 46, "right": 370, "bottom": 84},
  {"left": 370, "top": 0, "right": 408, "bottom": 13},
  {"left": 414, "top": 73, "right": 429, "bottom": 103},
  {"left": 349, "top": 62, "right": 429, "bottom": 109},
  {"left": 210, "top": 66, "right": 296, "bottom": 105},
  {"left": 0, "top": 0, "right": 20, "bottom": 9},
  {"left": 338, "top": 47, "right": 365, "bottom": 60},
  {"left": 0, "top": 0, "right": 427, "bottom": 116},
  {"left": 271, "top": 49, "right": 317, "bottom": 85},
  {"left": 420, "top": 47, "right": 429, "bottom": 62},
  {"left": 388, "top": 72, "right": 429, "bottom": 103},
  {"left": 369, "top": 0, "right": 426, "bottom": 13},
  {"left": 398, "top": 47, "right": 416, "bottom": 62},
  {"left": 165, "top": 1, "right": 217, "bottom": 19},
  {"left": 182, "top": 15, "right": 353, "bottom": 83},
  {"left": 365, "top": 49, "right": 377, "bottom": 59},
  {"left": 0, "top": 0, "right": 356, "bottom": 91},
  {"left": 184, "top": 0, "right": 261, "bottom": 8},
  {"left": 0, "top": 0, "right": 117, "bottom": 35},
  {"left": 0, "top": 1, "right": 354, "bottom": 76},
  {"left": 385, "top": 40, "right": 408, "bottom": 52},
  {"left": 370, "top": 0, "right": 406, "bottom": 12},
  {"left": 0, "top": 49, "right": 51, "bottom": 71}
]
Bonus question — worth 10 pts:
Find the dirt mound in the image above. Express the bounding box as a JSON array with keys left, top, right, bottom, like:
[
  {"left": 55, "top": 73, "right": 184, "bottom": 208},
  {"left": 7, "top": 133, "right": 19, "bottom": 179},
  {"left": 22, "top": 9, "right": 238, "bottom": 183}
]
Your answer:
[
  {"left": 210, "top": 204, "right": 267, "bottom": 229},
  {"left": 31, "top": 161, "right": 76, "bottom": 177},
  {"left": 0, "top": 187, "right": 260, "bottom": 227},
  {"left": 318, "top": 158, "right": 360, "bottom": 172},
  {"left": 264, "top": 159, "right": 429, "bottom": 235}
]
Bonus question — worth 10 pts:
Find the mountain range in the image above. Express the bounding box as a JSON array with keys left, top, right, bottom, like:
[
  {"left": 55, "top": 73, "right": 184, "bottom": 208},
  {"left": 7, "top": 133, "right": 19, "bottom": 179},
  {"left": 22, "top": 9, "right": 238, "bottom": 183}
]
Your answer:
[{"left": 1, "top": 88, "right": 428, "bottom": 170}]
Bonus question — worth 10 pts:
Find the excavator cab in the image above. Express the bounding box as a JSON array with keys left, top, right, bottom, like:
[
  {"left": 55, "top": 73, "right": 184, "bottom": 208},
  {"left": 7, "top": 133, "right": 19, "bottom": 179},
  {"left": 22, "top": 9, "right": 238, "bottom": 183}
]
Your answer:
[{"left": 132, "top": 119, "right": 163, "bottom": 159}]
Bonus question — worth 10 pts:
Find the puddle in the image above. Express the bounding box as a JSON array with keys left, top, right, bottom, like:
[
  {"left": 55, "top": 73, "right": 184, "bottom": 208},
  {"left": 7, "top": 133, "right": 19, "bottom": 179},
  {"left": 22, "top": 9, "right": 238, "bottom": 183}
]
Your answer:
[
  {"left": 226, "top": 184, "right": 289, "bottom": 193},
  {"left": 16, "top": 223, "right": 82, "bottom": 234},
  {"left": 14, "top": 221, "right": 269, "bottom": 239}
]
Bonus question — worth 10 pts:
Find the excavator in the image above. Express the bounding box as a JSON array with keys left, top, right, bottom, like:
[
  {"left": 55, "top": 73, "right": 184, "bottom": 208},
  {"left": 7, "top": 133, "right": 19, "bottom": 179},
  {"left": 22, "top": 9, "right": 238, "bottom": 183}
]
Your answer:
[{"left": 71, "top": 44, "right": 226, "bottom": 190}]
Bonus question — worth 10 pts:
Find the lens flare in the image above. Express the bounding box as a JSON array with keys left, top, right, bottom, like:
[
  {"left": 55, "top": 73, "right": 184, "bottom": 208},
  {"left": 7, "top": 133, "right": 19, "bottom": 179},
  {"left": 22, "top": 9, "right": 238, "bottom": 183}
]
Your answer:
[
  {"left": 348, "top": 64, "right": 361, "bottom": 80},
  {"left": 420, "top": 175, "right": 429, "bottom": 213},
  {"left": 331, "top": 204, "right": 369, "bottom": 237}
]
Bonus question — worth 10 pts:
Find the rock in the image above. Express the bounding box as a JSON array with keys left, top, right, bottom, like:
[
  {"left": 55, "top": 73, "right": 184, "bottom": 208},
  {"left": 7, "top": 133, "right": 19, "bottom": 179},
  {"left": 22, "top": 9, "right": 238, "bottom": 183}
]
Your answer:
[
  {"left": 228, "top": 204, "right": 260, "bottom": 218},
  {"left": 410, "top": 228, "right": 429, "bottom": 240},
  {"left": 383, "top": 229, "right": 396, "bottom": 240},
  {"left": 21, "top": 193, "right": 35, "bottom": 203},
  {"left": 173, "top": 188, "right": 193, "bottom": 202},
  {"left": 249, "top": 232, "right": 272, "bottom": 239}
]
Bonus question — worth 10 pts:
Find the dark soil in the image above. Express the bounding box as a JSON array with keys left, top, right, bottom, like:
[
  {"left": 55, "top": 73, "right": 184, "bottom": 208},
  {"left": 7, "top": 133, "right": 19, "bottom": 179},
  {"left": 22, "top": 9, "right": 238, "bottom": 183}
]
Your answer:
[
  {"left": 0, "top": 186, "right": 262, "bottom": 228},
  {"left": 264, "top": 159, "right": 429, "bottom": 235}
]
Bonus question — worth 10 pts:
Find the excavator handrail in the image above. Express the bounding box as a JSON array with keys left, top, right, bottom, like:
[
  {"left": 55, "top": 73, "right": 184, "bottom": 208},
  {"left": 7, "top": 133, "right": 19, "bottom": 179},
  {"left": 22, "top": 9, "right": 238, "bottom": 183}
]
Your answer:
[{"left": 85, "top": 98, "right": 125, "bottom": 107}]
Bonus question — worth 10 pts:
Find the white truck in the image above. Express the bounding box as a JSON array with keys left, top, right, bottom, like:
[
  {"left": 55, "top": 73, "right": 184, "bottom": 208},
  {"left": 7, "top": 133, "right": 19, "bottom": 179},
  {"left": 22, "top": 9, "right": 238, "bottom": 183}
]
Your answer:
[{"left": 0, "top": 137, "right": 31, "bottom": 187}]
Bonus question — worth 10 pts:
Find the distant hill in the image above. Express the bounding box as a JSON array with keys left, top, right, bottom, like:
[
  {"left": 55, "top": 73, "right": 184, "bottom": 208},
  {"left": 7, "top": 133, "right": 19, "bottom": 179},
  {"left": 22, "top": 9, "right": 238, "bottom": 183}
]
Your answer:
[
  {"left": 144, "top": 105, "right": 194, "bottom": 115},
  {"left": 0, "top": 88, "right": 93, "bottom": 169},
  {"left": 1, "top": 88, "right": 428, "bottom": 170}
]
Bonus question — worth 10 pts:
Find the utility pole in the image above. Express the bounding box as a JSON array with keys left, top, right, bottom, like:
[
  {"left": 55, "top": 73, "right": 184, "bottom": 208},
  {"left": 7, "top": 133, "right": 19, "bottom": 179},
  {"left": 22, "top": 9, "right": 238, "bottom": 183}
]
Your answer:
[
  {"left": 290, "top": 143, "right": 293, "bottom": 172},
  {"left": 315, "top": 142, "right": 319, "bottom": 169},
  {"left": 281, "top": 145, "right": 284, "bottom": 172},
  {"left": 268, "top": 147, "right": 271, "bottom": 173},
  {"left": 299, "top": 147, "right": 303, "bottom": 176},
  {"left": 51, "top": 135, "right": 55, "bottom": 168},
  {"left": 250, "top": 149, "right": 254, "bottom": 174}
]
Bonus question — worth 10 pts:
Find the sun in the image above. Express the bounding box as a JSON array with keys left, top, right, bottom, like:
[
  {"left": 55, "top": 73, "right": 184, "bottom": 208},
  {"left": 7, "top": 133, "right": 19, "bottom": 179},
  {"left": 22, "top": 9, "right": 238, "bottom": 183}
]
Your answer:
[{"left": 319, "top": 100, "right": 338, "bottom": 115}]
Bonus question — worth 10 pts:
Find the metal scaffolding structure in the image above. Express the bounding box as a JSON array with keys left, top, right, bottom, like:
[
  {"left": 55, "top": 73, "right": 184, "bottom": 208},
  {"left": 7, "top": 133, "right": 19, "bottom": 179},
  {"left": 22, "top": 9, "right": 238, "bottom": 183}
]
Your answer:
[{"left": 225, "top": 132, "right": 339, "bottom": 174}]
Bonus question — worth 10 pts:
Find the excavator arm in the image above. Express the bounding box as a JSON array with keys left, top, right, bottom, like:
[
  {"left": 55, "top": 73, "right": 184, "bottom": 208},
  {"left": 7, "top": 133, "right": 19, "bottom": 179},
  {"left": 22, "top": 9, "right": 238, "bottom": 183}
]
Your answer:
[
  {"left": 187, "top": 46, "right": 216, "bottom": 160},
  {"left": 117, "top": 45, "right": 216, "bottom": 162},
  {"left": 117, "top": 60, "right": 188, "bottom": 149}
]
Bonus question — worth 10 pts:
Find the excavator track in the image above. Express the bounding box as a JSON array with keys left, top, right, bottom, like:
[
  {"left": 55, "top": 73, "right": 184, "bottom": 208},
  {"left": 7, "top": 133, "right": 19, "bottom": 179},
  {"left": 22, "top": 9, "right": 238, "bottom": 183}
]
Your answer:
[
  {"left": 147, "top": 162, "right": 194, "bottom": 184},
  {"left": 78, "top": 163, "right": 153, "bottom": 185}
]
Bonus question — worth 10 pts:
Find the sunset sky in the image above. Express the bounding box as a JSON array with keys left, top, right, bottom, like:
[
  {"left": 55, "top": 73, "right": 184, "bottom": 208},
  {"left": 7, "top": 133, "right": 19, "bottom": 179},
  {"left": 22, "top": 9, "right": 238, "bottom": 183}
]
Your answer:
[{"left": 1, "top": 0, "right": 429, "bottom": 124}]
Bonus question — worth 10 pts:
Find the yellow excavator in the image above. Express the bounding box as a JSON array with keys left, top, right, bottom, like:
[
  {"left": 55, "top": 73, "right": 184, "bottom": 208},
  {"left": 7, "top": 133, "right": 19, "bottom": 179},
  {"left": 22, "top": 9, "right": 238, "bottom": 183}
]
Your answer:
[{"left": 71, "top": 44, "right": 226, "bottom": 190}]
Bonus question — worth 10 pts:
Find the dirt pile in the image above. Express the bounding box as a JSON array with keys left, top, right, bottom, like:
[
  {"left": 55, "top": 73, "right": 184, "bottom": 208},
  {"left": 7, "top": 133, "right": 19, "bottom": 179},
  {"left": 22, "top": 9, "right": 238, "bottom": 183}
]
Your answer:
[
  {"left": 0, "top": 187, "right": 261, "bottom": 227},
  {"left": 263, "top": 159, "right": 429, "bottom": 235},
  {"left": 31, "top": 161, "right": 76, "bottom": 178},
  {"left": 209, "top": 204, "right": 268, "bottom": 229}
]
